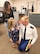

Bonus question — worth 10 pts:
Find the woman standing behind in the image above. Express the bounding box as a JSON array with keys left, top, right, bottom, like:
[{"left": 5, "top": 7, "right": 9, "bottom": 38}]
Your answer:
[
  {"left": 3, "top": 1, "right": 14, "bottom": 22},
  {"left": 3, "top": 1, "right": 14, "bottom": 36}
]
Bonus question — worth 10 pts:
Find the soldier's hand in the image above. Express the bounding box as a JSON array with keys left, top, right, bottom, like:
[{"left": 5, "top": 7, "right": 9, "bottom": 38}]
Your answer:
[{"left": 28, "top": 44, "right": 32, "bottom": 49}]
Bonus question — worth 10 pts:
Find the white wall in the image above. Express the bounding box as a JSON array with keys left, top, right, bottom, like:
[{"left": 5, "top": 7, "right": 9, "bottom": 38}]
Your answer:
[
  {"left": 9, "top": 0, "right": 37, "bottom": 12},
  {"left": 0, "top": 0, "right": 8, "bottom": 7},
  {"left": 0, "top": 0, "right": 40, "bottom": 12}
]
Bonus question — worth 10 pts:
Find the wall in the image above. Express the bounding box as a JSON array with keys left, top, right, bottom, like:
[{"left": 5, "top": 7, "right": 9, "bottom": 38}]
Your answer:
[
  {"left": 0, "top": 0, "right": 8, "bottom": 7},
  {"left": 8, "top": 0, "right": 37, "bottom": 12},
  {"left": 0, "top": 0, "right": 40, "bottom": 12}
]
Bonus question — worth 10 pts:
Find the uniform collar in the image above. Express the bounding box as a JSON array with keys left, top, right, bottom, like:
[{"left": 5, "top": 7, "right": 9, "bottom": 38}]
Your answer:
[{"left": 21, "top": 23, "right": 30, "bottom": 28}]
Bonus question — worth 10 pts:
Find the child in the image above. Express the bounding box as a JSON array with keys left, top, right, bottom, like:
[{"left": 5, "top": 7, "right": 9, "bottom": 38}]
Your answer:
[{"left": 8, "top": 18, "right": 19, "bottom": 48}]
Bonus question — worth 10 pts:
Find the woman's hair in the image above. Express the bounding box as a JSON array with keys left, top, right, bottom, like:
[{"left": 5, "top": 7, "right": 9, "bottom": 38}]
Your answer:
[
  {"left": 8, "top": 18, "right": 15, "bottom": 30},
  {"left": 3, "top": 1, "right": 10, "bottom": 13}
]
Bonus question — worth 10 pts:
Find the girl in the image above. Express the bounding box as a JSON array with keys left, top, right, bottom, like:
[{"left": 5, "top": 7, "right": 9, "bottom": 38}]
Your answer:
[{"left": 8, "top": 18, "right": 19, "bottom": 47}]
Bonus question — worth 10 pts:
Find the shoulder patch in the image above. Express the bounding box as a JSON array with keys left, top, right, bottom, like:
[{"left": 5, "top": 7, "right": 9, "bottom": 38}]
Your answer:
[{"left": 30, "top": 26, "right": 34, "bottom": 29}]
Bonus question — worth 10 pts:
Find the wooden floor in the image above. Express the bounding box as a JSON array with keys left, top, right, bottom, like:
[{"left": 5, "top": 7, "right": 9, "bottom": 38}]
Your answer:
[{"left": 0, "top": 24, "right": 40, "bottom": 54}]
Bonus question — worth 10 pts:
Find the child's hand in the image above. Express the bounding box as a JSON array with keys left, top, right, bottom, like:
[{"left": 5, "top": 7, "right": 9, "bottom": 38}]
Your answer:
[
  {"left": 9, "top": 38, "right": 13, "bottom": 43},
  {"left": 16, "top": 26, "right": 20, "bottom": 30}
]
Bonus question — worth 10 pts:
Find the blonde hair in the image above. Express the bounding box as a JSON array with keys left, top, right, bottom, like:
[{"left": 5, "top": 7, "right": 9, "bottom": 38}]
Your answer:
[
  {"left": 8, "top": 18, "right": 15, "bottom": 30},
  {"left": 21, "top": 16, "right": 29, "bottom": 21}
]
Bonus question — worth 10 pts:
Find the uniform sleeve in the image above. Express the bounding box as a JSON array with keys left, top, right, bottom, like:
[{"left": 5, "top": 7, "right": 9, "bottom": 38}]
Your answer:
[
  {"left": 19, "top": 27, "right": 22, "bottom": 41},
  {"left": 31, "top": 27, "right": 38, "bottom": 45}
]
